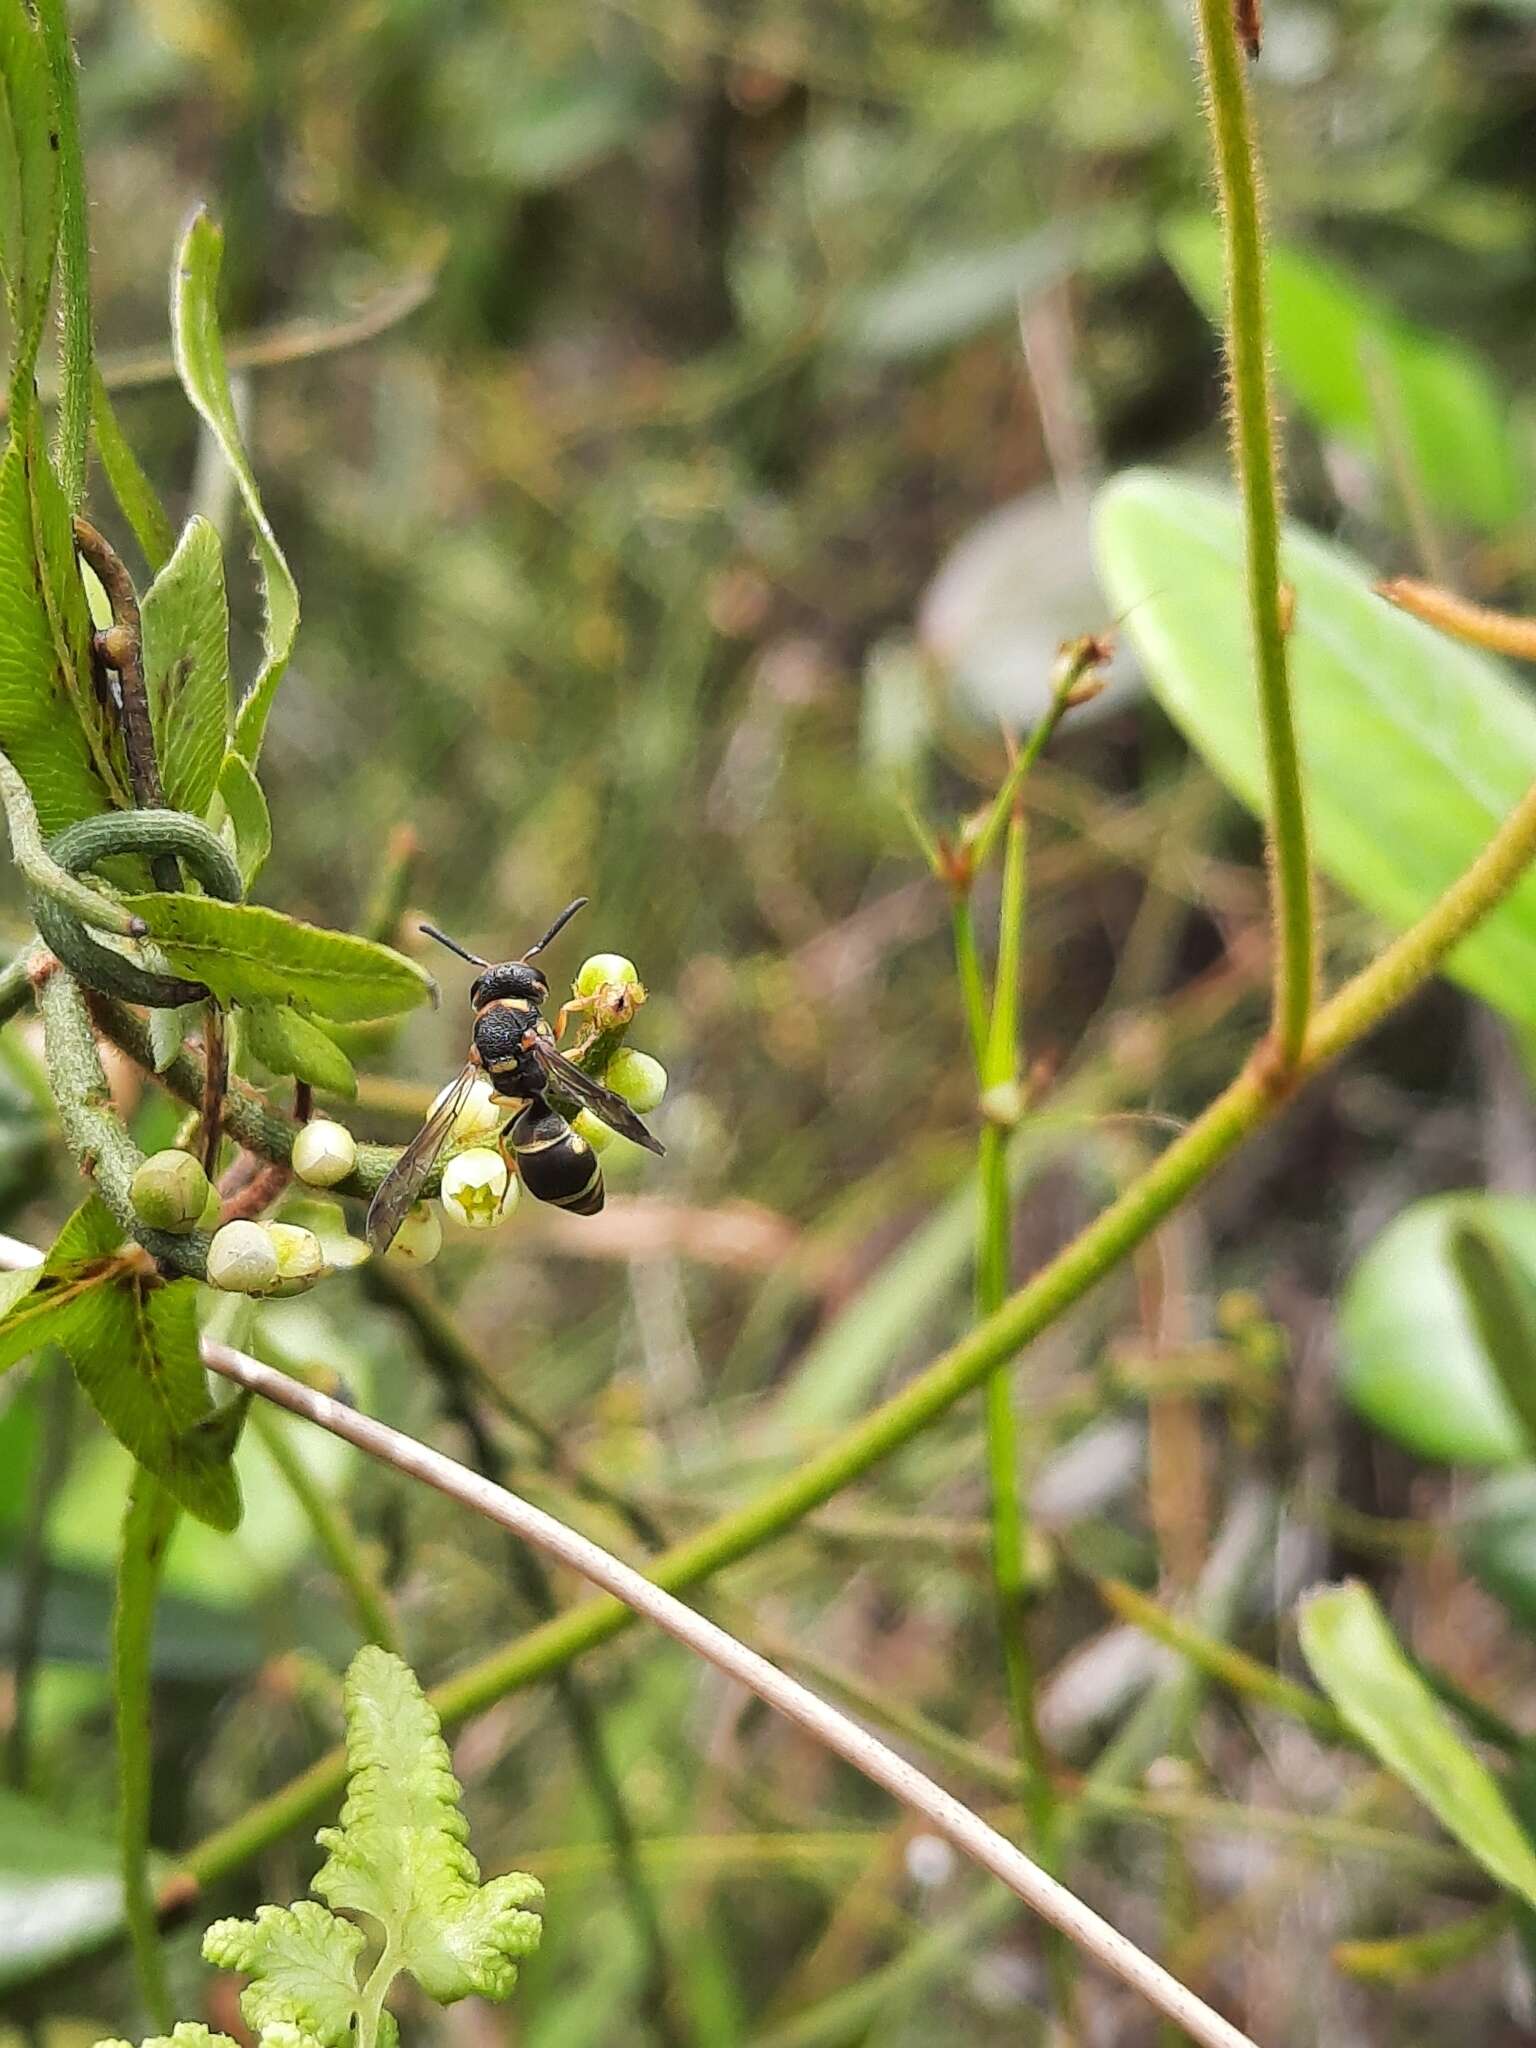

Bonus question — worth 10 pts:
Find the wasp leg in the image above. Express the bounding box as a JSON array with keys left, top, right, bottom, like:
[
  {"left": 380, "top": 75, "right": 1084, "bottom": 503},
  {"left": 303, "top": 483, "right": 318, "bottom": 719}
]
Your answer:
[
  {"left": 495, "top": 1120, "right": 520, "bottom": 1219},
  {"left": 553, "top": 992, "right": 599, "bottom": 1041}
]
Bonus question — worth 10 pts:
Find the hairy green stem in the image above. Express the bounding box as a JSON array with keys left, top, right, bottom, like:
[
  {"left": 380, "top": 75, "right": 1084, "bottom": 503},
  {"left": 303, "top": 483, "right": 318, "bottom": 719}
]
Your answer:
[
  {"left": 0, "top": 752, "right": 143, "bottom": 938},
  {"left": 174, "top": 766, "right": 1536, "bottom": 1889},
  {"left": 116, "top": 1469, "right": 178, "bottom": 2030},
  {"left": 1194, "top": 0, "right": 1313, "bottom": 1067},
  {"left": 250, "top": 1403, "right": 399, "bottom": 1652},
  {"left": 38, "top": 969, "right": 208, "bottom": 1274}
]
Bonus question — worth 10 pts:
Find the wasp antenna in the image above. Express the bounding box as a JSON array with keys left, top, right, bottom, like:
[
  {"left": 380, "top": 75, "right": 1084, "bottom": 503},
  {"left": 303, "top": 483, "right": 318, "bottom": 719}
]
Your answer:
[
  {"left": 523, "top": 896, "right": 589, "bottom": 961},
  {"left": 419, "top": 922, "right": 490, "bottom": 968}
]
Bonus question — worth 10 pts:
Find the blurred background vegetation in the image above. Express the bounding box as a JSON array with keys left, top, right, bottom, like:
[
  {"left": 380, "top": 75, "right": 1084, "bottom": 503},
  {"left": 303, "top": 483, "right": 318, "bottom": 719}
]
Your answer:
[{"left": 6, "top": 0, "right": 1536, "bottom": 2042}]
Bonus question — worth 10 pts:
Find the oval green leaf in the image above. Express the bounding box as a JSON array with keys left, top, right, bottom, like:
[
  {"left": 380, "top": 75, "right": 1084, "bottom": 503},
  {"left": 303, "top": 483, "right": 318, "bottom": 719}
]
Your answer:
[
  {"left": 122, "top": 893, "right": 435, "bottom": 1021},
  {"left": 1338, "top": 1193, "right": 1536, "bottom": 1466},
  {"left": 1298, "top": 1580, "right": 1536, "bottom": 1907},
  {"left": 1460, "top": 1467, "right": 1536, "bottom": 1633},
  {"left": 1093, "top": 469, "right": 1536, "bottom": 1031},
  {"left": 141, "top": 515, "right": 234, "bottom": 819}
]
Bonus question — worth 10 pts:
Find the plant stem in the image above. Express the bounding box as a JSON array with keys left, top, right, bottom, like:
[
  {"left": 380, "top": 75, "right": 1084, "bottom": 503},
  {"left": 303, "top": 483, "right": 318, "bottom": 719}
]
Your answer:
[
  {"left": 187, "top": 1337, "right": 1261, "bottom": 2048},
  {"left": 1194, "top": 0, "right": 1312, "bottom": 1068},
  {"left": 249, "top": 1403, "right": 400, "bottom": 1653},
  {"left": 172, "top": 762, "right": 1536, "bottom": 1889},
  {"left": 115, "top": 1469, "right": 178, "bottom": 2031}
]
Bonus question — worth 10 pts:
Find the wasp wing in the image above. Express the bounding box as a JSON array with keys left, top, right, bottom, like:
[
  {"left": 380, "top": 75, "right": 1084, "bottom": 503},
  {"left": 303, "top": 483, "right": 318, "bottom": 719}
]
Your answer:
[
  {"left": 366, "top": 1062, "right": 483, "bottom": 1253},
  {"left": 531, "top": 1040, "right": 666, "bottom": 1155}
]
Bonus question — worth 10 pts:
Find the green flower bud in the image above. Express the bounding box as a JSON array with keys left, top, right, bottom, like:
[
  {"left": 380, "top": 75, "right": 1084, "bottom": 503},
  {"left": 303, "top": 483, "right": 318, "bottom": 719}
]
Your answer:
[
  {"left": 575, "top": 952, "right": 640, "bottom": 999},
  {"left": 431, "top": 1070, "right": 502, "bottom": 1143},
  {"left": 207, "top": 1219, "right": 280, "bottom": 1295},
  {"left": 199, "top": 1184, "right": 223, "bottom": 1231},
  {"left": 384, "top": 1200, "right": 442, "bottom": 1266},
  {"left": 440, "top": 1148, "right": 517, "bottom": 1230},
  {"left": 571, "top": 1109, "right": 615, "bottom": 1154},
  {"left": 291, "top": 1118, "right": 358, "bottom": 1188},
  {"left": 131, "top": 1148, "right": 214, "bottom": 1234},
  {"left": 604, "top": 1048, "right": 668, "bottom": 1114},
  {"left": 267, "top": 1223, "right": 325, "bottom": 1284}
]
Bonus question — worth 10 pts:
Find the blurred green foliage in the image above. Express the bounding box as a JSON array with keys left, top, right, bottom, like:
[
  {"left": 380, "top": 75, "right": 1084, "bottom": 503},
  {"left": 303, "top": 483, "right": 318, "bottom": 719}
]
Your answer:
[{"left": 7, "top": 0, "right": 1536, "bottom": 2042}]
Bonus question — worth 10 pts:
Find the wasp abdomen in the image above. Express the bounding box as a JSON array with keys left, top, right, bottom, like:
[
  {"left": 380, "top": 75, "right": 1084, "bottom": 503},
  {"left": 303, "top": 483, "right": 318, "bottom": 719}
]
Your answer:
[{"left": 510, "top": 1103, "right": 604, "bottom": 1215}]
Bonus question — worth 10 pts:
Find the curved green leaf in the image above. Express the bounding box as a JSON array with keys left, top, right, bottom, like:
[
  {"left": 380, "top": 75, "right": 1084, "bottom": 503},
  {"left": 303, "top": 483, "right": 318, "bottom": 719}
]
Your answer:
[
  {"left": 1450, "top": 1223, "right": 1536, "bottom": 1458},
  {"left": 217, "top": 748, "right": 270, "bottom": 887},
  {"left": 141, "top": 516, "right": 233, "bottom": 819},
  {"left": 122, "top": 893, "right": 435, "bottom": 1022},
  {"left": 1093, "top": 470, "right": 1536, "bottom": 1030},
  {"left": 0, "top": 1785, "right": 140, "bottom": 1991},
  {"left": 1299, "top": 1581, "right": 1536, "bottom": 1906},
  {"left": 0, "top": 437, "right": 115, "bottom": 833},
  {"left": 171, "top": 209, "right": 298, "bottom": 764},
  {"left": 1338, "top": 1193, "right": 1536, "bottom": 1466},
  {"left": 0, "top": 0, "right": 59, "bottom": 399},
  {"left": 246, "top": 1000, "right": 357, "bottom": 1098},
  {"left": 64, "top": 1274, "right": 241, "bottom": 1532}
]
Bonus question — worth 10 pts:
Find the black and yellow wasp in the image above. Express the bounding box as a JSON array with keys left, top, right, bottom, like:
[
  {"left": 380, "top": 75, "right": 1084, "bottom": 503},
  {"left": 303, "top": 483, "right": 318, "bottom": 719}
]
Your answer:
[{"left": 366, "top": 899, "right": 664, "bottom": 1255}]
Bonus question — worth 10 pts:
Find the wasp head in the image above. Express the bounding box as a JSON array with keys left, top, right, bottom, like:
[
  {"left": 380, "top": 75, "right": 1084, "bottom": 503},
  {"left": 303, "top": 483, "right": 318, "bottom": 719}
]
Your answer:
[{"left": 470, "top": 960, "right": 549, "bottom": 1009}]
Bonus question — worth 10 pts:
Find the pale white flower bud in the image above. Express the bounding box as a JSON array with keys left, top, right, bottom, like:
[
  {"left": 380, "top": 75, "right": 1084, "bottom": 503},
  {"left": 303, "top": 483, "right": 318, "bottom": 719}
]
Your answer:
[
  {"left": 440, "top": 1148, "right": 517, "bottom": 1230},
  {"left": 571, "top": 1109, "right": 614, "bottom": 1154},
  {"left": 432, "top": 1070, "right": 502, "bottom": 1143},
  {"left": 604, "top": 1048, "right": 668, "bottom": 1114},
  {"left": 207, "top": 1220, "right": 280, "bottom": 1295},
  {"left": 292, "top": 1119, "right": 358, "bottom": 1188},
  {"left": 131, "top": 1149, "right": 213, "bottom": 1234},
  {"left": 384, "top": 1200, "right": 442, "bottom": 1265}
]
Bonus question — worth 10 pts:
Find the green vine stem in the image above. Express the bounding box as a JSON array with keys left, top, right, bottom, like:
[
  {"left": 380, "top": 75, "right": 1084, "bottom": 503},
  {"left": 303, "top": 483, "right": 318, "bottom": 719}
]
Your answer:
[
  {"left": 115, "top": 1468, "right": 179, "bottom": 2030},
  {"left": 0, "top": 751, "right": 145, "bottom": 938},
  {"left": 175, "top": 763, "right": 1536, "bottom": 1894},
  {"left": 1193, "top": 0, "right": 1313, "bottom": 1070}
]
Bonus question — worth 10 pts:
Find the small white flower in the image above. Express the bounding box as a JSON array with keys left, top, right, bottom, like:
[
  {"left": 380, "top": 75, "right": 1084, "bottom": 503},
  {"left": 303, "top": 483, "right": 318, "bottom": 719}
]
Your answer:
[
  {"left": 433, "top": 1071, "right": 502, "bottom": 1143},
  {"left": 604, "top": 1048, "right": 668, "bottom": 1114},
  {"left": 384, "top": 1200, "right": 443, "bottom": 1266},
  {"left": 440, "top": 1148, "right": 517, "bottom": 1230},
  {"left": 574, "top": 951, "right": 640, "bottom": 998},
  {"left": 207, "top": 1220, "right": 280, "bottom": 1295},
  {"left": 292, "top": 1119, "right": 358, "bottom": 1188}
]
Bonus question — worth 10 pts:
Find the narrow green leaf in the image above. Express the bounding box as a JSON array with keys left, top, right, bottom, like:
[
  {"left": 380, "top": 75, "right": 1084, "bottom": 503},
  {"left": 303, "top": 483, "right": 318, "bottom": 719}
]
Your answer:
[
  {"left": 0, "top": 0, "right": 59, "bottom": 402},
  {"left": 1093, "top": 471, "right": 1536, "bottom": 1031},
  {"left": 1165, "top": 218, "right": 1520, "bottom": 534},
  {"left": 216, "top": 748, "right": 271, "bottom": 888},
  {"left": 63, "top": 1274, "right": 241, "bottom": 1532},
  {"left": 170, "top": 209, "right": 298, "bottom": 764},
  {"left": 90, "top": 371, "right": 175, "bottom": 574},
  {"left": 841, "top": 228, "right": 1071, "bottom": 362},
  {"left": 1333, "top": 1901, "right": 1511, "bottom": 1983},
  {"left": 1450, "top": 1224, "right": 1536, "bottom": 1460},
  {"left": 36, "top": 0, "right": 91, "bottom": 507},
  {"left": 140, "top": 516, "right": 233, "bottom": 819},
  {"left": 0, "top": 1785, "right": 135, "bottom": 1991},
  {"left": 122, "top": 892, "right": 435, "bottom": 1021},
  {"left": 245, "top": 1000, "right": 357, "bottom": 1099},
  {"left": 0, "top": 435, "right": 116, "bottom": 832},
  {"left": 1298, "top": 1581, "right": 1536, "bottom": 1907}
]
